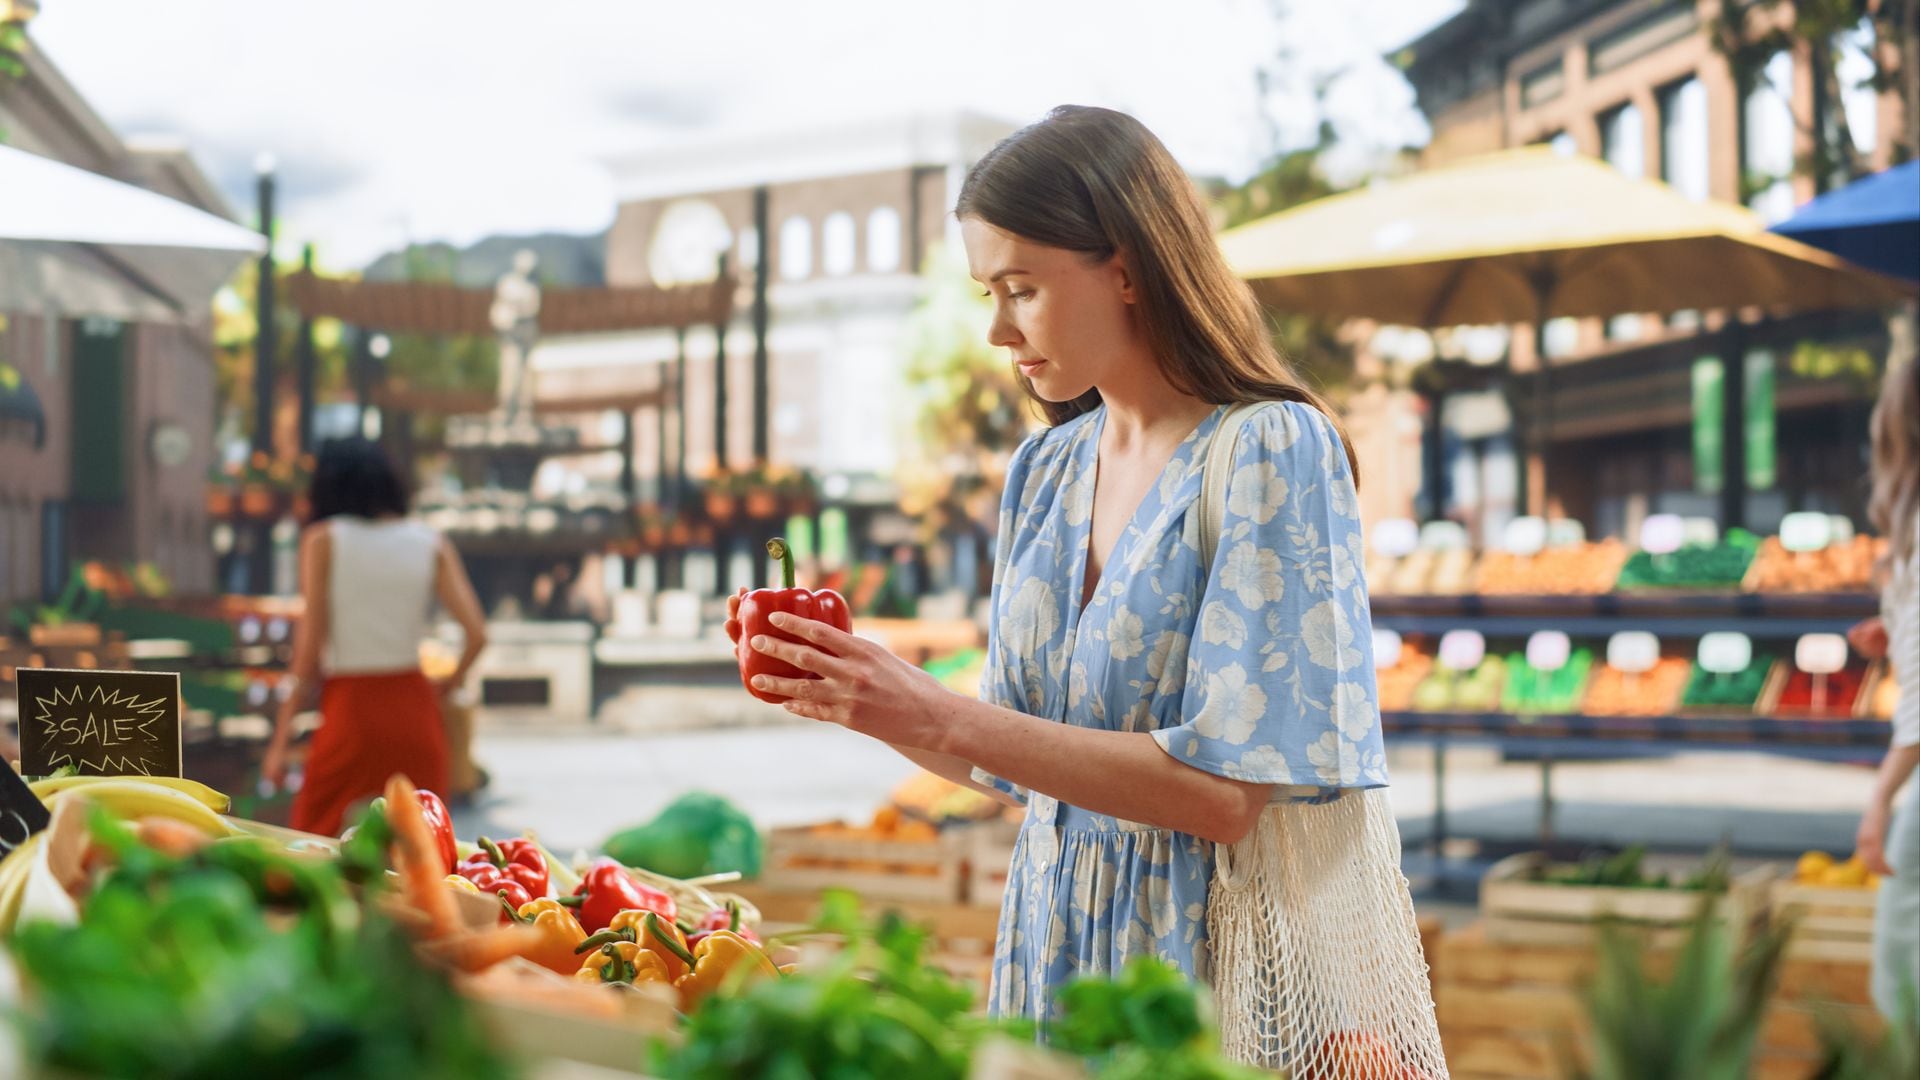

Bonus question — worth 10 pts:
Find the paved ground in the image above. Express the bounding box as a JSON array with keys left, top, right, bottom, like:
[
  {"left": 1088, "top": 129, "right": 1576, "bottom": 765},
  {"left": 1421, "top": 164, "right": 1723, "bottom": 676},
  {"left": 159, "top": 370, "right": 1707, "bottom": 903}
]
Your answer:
[{"left": 456, "top": 687, "right": 1880, "bottom": 872}]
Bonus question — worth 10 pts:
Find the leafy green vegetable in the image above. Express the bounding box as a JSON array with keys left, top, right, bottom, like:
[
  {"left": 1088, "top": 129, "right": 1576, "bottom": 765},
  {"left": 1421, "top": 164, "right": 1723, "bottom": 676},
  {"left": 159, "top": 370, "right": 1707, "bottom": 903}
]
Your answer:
[
  {"left": 4, "top": 806, "right": 515, "bottom": 1079},
  {"left": 1051, "top": 956, "right": 1266, "bottom": 1079},
  {"left": 651, "top": 889, "right": 1015, "bottom": 1079},
  {"left": 603, "top": 791, "right": 763, "bottom": 880}
]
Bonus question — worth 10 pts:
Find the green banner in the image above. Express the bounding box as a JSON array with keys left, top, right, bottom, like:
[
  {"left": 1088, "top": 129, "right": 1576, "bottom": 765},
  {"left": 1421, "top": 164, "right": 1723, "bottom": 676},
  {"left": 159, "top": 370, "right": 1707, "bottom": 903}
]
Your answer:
[
  {"left": 1692, "top": 357, "right": 1724, "bottom": 495},
  {"left": 1745, "top": 349, "right": 1776, "bottom": 490}
]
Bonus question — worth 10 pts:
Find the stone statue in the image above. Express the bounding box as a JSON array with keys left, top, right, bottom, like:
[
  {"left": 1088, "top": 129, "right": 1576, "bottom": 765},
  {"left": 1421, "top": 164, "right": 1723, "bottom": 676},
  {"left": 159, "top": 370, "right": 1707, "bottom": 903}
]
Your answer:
[{"left": 490, "top": 249, "right": 542, "bottom": 423}]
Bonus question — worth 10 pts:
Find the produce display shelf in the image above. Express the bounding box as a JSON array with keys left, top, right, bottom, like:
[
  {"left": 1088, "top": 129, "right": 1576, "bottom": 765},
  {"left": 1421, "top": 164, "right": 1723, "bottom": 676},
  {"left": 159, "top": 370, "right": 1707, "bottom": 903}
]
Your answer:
[
  {"left": 1371, "top": 611, "right": 1864, "bottom": 639},
  {"left": 1372, "top": 591, "right": 1879, "bottom": 620},
  {"left": 1382, "top": 710, "right": 1889, "bottom": 757}
]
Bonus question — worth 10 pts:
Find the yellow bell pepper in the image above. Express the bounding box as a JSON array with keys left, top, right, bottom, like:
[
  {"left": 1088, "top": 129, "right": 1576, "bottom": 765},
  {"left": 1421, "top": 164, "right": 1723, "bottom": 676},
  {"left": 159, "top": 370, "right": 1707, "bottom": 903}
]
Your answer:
[
  {"left": 574, "top": 940, "right": 671, "bottom": 986},
  {"left": 444, "top": 874, "right": 481, "bottom": 894},
  {"left": 574, "top": 910, "right": 695, "bottom": 982},
  {"left": 503, "top": 896, "right": 588, "bottom": 975},
  {"left": 673, "top": 929, "right": 779, "bottom": 1010}
]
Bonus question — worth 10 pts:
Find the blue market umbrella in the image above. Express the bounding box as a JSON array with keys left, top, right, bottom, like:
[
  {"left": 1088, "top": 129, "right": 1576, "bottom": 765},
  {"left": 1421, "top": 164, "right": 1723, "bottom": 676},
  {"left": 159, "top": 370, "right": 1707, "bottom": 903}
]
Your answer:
[{"left": 1771, "top": 160, "right": 1920, "bottom": 283}]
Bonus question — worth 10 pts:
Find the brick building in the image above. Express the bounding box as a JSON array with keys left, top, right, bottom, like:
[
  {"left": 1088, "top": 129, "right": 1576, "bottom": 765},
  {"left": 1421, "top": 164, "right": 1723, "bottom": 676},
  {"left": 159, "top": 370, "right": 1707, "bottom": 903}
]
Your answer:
[
  {"left": 0, "top": 44, "right": 239, "bottom": 610},
  {"left": 1394, "top": 0, "right": 1909, "bottom": 539},
  {"left": 531, "top": 112, "right": 1015, "bottom": 595}
]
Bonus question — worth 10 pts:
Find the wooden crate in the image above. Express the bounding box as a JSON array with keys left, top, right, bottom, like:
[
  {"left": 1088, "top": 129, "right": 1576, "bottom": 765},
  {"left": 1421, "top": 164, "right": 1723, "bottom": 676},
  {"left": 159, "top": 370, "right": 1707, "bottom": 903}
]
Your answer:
[
  {"left": 1435, "top": 922, "right": 1879, "bottom": 1080},
  {"left": 1772, "top": 879, "right": 1878, "bottom": 962},
  {"left": 733, "top": 884, "right": 1001, "bottom": 992},
  {"left": 1479, "top": 852, "right": 1773, "bottom": 947},
  {"left": 963, "top": 820, "right": 1019, "bottom": 907},
  {"left": 761, "top": 824, "right": 964, "bottom": 904}
]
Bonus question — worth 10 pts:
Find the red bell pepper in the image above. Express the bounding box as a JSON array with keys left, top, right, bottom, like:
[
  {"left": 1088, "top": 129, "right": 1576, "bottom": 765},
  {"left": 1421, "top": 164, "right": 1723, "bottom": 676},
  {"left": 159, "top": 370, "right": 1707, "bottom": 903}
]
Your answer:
[
  {"left": 456, "top": 836, "right": 551, "bottom": 900},
  {"left": 558, "top": 857, "right": 677, "bottom": 933},
  {"left": 686, "top": 899, "right": 758, "bottom": 949},
  {"left": 727, "top": 537, "right": 852, "bottom": 704},
  {"left": 416, "top": 789, "right": 458, "bottom": 876}
]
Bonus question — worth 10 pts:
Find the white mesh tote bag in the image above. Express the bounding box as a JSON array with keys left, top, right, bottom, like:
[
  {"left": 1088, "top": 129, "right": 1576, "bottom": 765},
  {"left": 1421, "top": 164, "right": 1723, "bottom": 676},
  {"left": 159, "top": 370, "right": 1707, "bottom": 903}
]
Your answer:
[{"left": 1196, "top": 401, "right": 1449, "bottom": 1079}]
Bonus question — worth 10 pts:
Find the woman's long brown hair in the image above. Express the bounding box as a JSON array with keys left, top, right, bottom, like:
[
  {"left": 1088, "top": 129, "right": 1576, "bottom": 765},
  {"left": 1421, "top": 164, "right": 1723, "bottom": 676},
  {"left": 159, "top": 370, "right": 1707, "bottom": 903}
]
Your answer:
[
  {"left": 1869, "top": 353, "right": 1919, "bottom": 566},
  {"left": 955, "top": 105, "right": 1358, "bottom": 485}
]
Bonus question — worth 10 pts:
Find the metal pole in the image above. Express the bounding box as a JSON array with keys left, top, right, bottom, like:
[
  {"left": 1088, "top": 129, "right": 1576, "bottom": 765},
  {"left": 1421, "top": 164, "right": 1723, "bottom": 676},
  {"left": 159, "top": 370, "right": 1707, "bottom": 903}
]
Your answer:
[
  {"left": 1721, "top": 318, "right": 1750, "bottom": 529},
  {"left": 249, "top": 159, "right": 277, "bottom": 595},
  {"left": 294, "top": 243, "right": 317, "bottom": 455},
  {"left": 712, "top": 255, "right": 730, "bottom": 472},
  {"left": 751, "top": 185, "right": 770, "bottom": 463}
]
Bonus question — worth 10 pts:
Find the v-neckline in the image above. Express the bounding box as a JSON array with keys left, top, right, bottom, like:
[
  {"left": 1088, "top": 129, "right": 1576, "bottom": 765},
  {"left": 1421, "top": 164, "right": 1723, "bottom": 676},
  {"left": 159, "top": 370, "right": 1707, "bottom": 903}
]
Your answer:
[{"left": 1070, "top": 405, "right": 1222, "bottom": 621}]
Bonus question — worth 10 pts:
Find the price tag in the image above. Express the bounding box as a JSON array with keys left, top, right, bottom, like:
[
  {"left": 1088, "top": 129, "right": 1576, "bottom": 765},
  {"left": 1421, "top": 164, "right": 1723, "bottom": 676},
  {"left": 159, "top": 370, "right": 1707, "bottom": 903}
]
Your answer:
[
  {"left": 1526, "top": 631, "right": 1572, "bottom": 673},
  {"left": 238, "top": 615, "right": 264, "bottom": 645},
  {"left": 1501, "top": 517, "right": 1548, "bottom": 557},
  {"left": 1681, "top": 517, "right": 1720, "bottom": 547},
  {"left": 1371, "top": 518, "right": 1419, "bottom": 559},
  {"left": 1780, "top": 512, "right": 1833, "bottom": 553},
  {"left": 1419, "top": 521, "right": 1470, "bottom": 552},
  {"left": 1698, "top": 632, "right": 1753, "bottom": 675},
  {"left": 16, "top": 668, "right": 185, "bottom": 778},
  {"left": 1546, "top": 518, "right": 1587, "bottom": 547},
  {"left": 1828, "top": 515, "right": 1855, "bottom": 545},
  {"left": 1607, "top": 631, "right": 1661, "bottom": 674},
  {"left": 266, "top": 617, "right": 291, "bottom": 644},
  {"left": 1372, "top": 628, "right": 1404, "bottom": 671},
  {"left": 1639, "top": 514, "right": 1685, "bottom": 556},
  {"left": 1795, "top": 633, "right": 1848, "bottom": 676},
  {"left": 1438, "top": 629, "right": 1486, "bottom": 673}
]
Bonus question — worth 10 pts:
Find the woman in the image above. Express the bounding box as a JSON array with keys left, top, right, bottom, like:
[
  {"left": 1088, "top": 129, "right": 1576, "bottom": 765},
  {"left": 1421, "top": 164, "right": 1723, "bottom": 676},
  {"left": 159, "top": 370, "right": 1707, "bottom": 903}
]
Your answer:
[
  {"left": 263, "top": 438, "right": 488, "bottom": 836},
  {"left": 735, "top": 107, "right": 1391, "bottom": 1025},
  {"left": 1852, "top": 354, "right": 1918, "bottom": 1023}
]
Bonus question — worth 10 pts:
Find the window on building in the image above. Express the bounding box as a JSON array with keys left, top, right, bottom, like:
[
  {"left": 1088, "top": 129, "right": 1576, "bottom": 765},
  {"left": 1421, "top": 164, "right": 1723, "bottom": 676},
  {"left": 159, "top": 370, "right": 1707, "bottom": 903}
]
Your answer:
[
  {"left": 821, "top": 212, "right": 856, "bottom": 277},
  {"left": 1744, "top": 51, "right": 1796, "bottom": 224},
  {"left": 1658, "top": 77, "right": 1709, "bottom": 201},
  {"left": 1600, "top": 102, "right": 1646, "bottom": 178},
  {"left": 737, "top": 225, "right": 759, "bottom": 272},
  {"left": 1521, "top": 60, "right": 1565, "bottom": 109},
  {"left": 866, "top": 206, "right": 902, "bottom": 273},
  {"left": 1835, "top": 20, "right": 1878, "bottom": 162},
  {"left": 778, "top": 216, "right": 811, "bottom": 281}
]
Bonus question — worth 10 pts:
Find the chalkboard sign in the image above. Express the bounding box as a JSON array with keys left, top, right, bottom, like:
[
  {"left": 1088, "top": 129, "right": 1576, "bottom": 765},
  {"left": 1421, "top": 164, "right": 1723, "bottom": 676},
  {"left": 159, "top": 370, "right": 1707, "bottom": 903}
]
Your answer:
[
  {"left": 16, "top": 668, "right": 183, "bottom": 778},
  {"left": 0, "top": 764, "right": 52, "bottom": 859}
]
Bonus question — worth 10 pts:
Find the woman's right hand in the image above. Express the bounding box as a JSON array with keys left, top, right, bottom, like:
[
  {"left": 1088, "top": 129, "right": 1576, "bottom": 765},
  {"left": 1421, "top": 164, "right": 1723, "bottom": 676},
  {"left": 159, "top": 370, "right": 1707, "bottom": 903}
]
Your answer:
[
  {"left": 1858, "top": 800, "right": 1894, "bottom": 877},
  {"left": 261, "top": 731, "right": 291, "bottom": 790},
  {"left": 1847, "top": 617, "right": 1888, "bottom": 660}
]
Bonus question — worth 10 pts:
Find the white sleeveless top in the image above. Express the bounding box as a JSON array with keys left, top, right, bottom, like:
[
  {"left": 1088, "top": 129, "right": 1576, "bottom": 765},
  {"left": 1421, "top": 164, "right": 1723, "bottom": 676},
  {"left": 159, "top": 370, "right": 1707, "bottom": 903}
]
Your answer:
[{"left": 325, "top": 516, "right": 440, "bottom": 674}]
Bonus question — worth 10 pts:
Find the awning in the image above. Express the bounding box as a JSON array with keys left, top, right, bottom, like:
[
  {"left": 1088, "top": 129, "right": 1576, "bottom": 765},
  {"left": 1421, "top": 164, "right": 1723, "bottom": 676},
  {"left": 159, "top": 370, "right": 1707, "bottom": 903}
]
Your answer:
[
  {"left": 0, "top": 143, "right": 263, "bottom": 313},
  {"left": 1771, "top": 160, "right": 1920, "bottom": 283}
]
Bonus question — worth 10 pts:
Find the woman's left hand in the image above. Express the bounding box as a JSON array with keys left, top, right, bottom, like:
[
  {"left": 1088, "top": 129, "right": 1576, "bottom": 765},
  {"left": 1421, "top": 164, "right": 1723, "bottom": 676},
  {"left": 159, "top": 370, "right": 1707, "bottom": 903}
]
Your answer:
[{"left": 746, "top": 612, "right": 947, "bottom": 749}]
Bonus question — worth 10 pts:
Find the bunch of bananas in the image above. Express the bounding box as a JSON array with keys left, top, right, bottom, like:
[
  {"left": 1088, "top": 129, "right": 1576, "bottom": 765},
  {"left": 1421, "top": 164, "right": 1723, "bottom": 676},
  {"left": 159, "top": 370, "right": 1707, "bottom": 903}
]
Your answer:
[{"left": 0, "top": 776, "right": 237, "bottom": 933}]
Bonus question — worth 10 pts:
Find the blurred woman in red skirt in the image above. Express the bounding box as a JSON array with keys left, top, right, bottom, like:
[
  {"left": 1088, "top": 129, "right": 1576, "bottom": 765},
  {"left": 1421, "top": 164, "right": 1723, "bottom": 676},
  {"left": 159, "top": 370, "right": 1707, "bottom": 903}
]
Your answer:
[{"left": 263, "top": 437, "right": 488, "bottom": 836}]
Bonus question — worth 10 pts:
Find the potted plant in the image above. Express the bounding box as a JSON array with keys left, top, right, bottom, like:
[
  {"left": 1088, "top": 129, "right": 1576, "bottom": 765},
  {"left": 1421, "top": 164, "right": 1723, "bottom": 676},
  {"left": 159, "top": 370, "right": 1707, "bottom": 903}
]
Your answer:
[{"left": 239, "top": 452, "right": 278, "bottom": 517}]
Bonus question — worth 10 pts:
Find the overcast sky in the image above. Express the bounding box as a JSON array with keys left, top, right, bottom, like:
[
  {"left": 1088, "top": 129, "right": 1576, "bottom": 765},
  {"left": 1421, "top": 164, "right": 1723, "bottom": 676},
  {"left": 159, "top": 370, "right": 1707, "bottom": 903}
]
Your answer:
[{"left": 35, "top": 1, "right": 1461, "bottom": 269}]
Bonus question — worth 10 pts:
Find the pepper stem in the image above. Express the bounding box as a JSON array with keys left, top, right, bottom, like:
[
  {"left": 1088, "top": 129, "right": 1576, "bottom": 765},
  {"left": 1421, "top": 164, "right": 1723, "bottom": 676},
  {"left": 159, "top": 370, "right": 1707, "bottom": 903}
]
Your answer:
[
  {"left": 499, "top": 893, "right": 528, "bottom": 923},
  {"left": 646, "top": 911, "right": 699, "bottom": 967},
  {"left": 478, "top": 836, "right": 505, "bottom": 868},
  {"left": 556, "top": 894, "right": 584, "bottom": 907},
  {"left": 767, "top": 538, "right": 795, "bottom": 589},
  {"left": 576, "top": 928, "right": 637, "bottom": 954},
  {"left": 726, "top": 899, "right": 739, "bottom": 932}
]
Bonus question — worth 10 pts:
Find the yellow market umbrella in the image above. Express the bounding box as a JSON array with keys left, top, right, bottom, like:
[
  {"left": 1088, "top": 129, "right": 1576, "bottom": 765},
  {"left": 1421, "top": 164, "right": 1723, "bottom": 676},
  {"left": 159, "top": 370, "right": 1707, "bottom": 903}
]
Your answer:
[
  {"left": 1218, "top": 147, "right": 1914, "bottom": 327},
  {"left": 1219, "top": 147, "right": 1914, "bottom": 517}
]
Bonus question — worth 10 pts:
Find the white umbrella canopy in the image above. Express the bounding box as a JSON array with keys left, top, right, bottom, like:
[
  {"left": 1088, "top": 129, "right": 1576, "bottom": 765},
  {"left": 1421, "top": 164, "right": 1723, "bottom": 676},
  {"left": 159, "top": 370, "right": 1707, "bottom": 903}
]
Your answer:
[{"left": 0, "top": 143, "right": 264, "bottom": 312}]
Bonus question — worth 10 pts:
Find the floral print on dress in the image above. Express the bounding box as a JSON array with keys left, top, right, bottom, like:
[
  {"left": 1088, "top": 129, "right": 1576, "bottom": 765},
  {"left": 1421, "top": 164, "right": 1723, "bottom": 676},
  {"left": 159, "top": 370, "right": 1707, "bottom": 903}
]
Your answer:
[{"left": 971, "top": 401, "right": 1386, "bottom": 1024}]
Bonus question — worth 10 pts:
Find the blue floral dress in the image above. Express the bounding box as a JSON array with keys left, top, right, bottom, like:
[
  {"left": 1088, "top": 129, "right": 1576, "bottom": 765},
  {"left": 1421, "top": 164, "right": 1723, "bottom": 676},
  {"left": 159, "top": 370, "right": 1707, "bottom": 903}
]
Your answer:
[{"left": 974, "top": 400, "right": 1387, "bottom": 1023}]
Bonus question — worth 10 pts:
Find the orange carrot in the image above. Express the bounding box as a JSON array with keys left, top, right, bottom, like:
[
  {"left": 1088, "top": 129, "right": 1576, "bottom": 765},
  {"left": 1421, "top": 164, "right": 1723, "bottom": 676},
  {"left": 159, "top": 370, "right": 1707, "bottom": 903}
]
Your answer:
[
  {"left": 419, "top": 924, "right": 545, "bottom": 973},
  {"left": 385, "top": 774, "right": 460, "bottom": 939}
]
